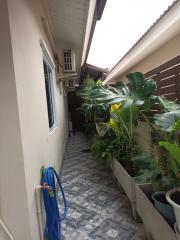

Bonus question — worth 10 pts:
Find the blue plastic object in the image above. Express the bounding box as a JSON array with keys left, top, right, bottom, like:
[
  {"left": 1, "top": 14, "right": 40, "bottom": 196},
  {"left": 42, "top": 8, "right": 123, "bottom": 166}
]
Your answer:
[
  {"left": 152, "top": 191, "right": 175, "bottom": 227},
  {"left": 41, "top": 167, "right": 68, "bottom": 240}
]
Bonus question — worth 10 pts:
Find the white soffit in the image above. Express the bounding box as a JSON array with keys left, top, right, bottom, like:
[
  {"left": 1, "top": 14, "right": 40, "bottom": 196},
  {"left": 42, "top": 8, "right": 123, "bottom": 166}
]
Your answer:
[
  {"left": 44, "top": 0, "right": 91, "bottom": 71},
  {"left": 104, "top": 1, "right": 180, "bottom": 84}
]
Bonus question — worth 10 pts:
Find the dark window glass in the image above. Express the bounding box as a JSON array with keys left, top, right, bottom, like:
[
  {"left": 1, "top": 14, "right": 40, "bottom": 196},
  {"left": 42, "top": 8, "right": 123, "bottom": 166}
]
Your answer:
[{"left": 43, "top": 60, "right": 55, "bottom": 128}]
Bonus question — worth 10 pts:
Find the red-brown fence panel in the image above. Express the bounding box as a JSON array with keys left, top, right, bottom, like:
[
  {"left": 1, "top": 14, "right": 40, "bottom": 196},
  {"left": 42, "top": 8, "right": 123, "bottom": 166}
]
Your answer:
[{"left": 145, "top": 55, "right": 180, "bottom": 102}]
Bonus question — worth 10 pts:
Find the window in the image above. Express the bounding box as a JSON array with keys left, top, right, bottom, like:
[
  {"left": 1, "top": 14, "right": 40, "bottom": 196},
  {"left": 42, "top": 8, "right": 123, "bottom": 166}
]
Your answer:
[
  {"left": 68, "top": 80, "right": 75, "bottom": 88},
  {"left": 63, "top": 49, "right": 75, "bottom": 72},
  {"left": 41, "top": 41, "right": 56, "bottom": 130}
]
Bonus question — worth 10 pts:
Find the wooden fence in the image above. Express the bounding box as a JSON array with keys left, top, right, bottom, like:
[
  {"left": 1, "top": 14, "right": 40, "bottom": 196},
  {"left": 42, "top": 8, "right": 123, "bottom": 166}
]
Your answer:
[{"left": 145, "top": 55, "right": 180, "bottom": 102}]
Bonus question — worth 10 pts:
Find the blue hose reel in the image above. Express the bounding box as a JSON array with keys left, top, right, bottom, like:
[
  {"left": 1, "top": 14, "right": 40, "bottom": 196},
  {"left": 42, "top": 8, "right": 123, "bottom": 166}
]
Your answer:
[{"left": 41, "top": 167, "right": 68, "bottom": 240}]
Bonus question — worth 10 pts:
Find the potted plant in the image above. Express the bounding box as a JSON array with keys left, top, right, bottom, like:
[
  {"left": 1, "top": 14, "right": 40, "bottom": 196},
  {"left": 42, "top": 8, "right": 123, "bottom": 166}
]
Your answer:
[
  {"left": 134, "top": 111, "right": 180, "bottom": 239},
  {"left": 136, "top": 144, "right": 179, "bottom": 226},
  {"left": 135, "top": 183, "right": 177, "bottom": 240},
  {"left": 162, "top": 141, "right": 180, "bottom": 236},
  {"left": 139, "top": 108, "right": 179, "bottom": 225},
  {"left": 134, "top": 152, "right": 177, "bottom": 240}
]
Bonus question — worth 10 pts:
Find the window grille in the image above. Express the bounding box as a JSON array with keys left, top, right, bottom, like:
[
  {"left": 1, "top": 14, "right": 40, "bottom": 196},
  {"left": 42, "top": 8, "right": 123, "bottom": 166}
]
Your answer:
[{"left": 63, "top": 49, "right": 75, "bottom": 72}]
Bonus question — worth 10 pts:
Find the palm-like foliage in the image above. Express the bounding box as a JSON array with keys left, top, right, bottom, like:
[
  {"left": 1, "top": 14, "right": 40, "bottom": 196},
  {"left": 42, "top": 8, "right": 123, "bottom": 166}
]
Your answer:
[
  {"left": 77, "top": 79, "right": 110, "bottom": 123},
  {"left": 89, "top": 72, "right": 157, "bottom": 109},
  {"left": 88, "top": 72, "right": 180, "bottom": 139},
  {"left": 88, "top": 72, "right": 179, "bottom": 114}
]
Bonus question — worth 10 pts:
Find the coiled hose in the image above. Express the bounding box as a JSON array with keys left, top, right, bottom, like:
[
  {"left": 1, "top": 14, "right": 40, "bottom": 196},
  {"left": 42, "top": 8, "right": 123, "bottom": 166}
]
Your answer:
[{"left": 41, "top": 167, "right": 67, "bottom": 240}]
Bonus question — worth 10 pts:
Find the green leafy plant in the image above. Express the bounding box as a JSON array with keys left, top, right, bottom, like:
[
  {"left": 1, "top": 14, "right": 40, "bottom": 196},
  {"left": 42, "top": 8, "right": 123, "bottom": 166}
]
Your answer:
[
  {"left": 106, "top": 101, "right": 139, "bottom": 175},
  {"left": 83, "top": 72, "right": 160, "bottom": 175},
  {"left": 159, "top": 141, "right": 180, "bottom": 175},
  {"left": 134, "top": 153, "right": 180, "bottom": 191},
  {"left": 88, "top": 72, "right": 180, "bottom": 137},
  {"left": 77, "top": 80, "right": 104, "bottom": 122},
  {"left": 154, "top": 109, "right": 180, "bottom": 132},
  {"left": 133, "top": 154, "right": 161, "bottom": 183},
  {"left": 153, "top": 108, "right": 180, "bottom": 176},
  {"left": 89, "top": 72, "right": 156, "bottom": 109},
  {"left": 78, "top": 72, "right": 180, "bottom": 188},
  {"left": 76, "top": 79, "right": 110, "bottom": 135},
  {"left": 134, "top": 118, "right": 180, "bottom": 191},
  {"left": 91, "top": 135, "right": 120, "bottom": 167}
]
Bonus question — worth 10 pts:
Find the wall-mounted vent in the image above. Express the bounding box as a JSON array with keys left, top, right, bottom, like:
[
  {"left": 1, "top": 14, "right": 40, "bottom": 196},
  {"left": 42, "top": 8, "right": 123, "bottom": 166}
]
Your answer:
[{"left": 63, "top": 49, "right": 75, "bottom": 72}]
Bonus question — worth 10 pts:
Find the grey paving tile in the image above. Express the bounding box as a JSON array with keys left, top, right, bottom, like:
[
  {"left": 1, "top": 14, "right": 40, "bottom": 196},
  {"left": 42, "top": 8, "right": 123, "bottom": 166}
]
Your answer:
[{"left": 59, "top": 132, "right": 145, "bottom": 240}]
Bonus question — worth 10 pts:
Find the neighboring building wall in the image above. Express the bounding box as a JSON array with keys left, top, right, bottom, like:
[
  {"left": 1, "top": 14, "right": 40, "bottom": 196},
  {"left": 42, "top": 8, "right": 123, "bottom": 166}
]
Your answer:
[
  {"left": 128, "top": 33, "right": 180, "bottom": 75},
  {"left": 0, "top": 0, "right": 68, "bottom": 239},
  {"left": 117, "top": 33, "right": 180, "bottom": 81}
]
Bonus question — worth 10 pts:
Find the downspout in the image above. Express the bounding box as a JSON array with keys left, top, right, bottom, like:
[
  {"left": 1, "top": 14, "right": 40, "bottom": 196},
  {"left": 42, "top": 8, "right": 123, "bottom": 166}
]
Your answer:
[
  {"left": 0, "top": 218, "right": 14, "bottom": 240},
  {"left": 35, "top": 186, "right": 44, "bottom": 240}
]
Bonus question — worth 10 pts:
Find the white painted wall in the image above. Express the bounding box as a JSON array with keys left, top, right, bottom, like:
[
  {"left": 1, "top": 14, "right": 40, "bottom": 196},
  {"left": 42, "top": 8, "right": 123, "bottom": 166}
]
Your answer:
[{"left": 0, "top": 0, "right": 68, "bottom": 239}]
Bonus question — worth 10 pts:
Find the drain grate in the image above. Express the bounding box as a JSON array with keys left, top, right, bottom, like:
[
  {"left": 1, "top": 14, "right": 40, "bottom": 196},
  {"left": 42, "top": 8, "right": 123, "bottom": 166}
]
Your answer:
[{"left": 81, "top": 148, "right": 91, "bottom": 153}]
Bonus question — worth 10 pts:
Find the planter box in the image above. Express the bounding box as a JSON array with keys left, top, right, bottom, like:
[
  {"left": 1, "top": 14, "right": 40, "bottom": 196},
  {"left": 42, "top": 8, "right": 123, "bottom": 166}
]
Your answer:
[
  {"left": 135, "top": 184, "right": 177, "bottom": 240},
  {"left": 113, "top": 159, "right": 137, "bottom": 218}
]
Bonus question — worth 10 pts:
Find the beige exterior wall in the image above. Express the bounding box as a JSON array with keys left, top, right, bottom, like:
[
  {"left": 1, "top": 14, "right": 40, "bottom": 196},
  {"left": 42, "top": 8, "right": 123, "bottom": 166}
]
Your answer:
[
  {"left": 0, "top": 0, "right": 32, "bottom": 239},
  {"left": 128, "top": 33, "right": 180, "bottom": 75},
  {"left": 117, "top": 33, "right": 180, "bottom": 81},
  {"left": 136, "top": 122, "right": 152, "bottom": 154},
  {"left": 0, "top": 0, "right": 68, "bottom": 239}
]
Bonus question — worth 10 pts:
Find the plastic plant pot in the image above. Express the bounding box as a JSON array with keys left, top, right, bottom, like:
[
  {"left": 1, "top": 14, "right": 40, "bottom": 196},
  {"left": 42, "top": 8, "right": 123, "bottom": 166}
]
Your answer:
[
  {"left": 166, "top": 188, "right": 180, "bottom": 233},
  {"left": 152, "top": 191, "right": 176, "bottom": 227}
]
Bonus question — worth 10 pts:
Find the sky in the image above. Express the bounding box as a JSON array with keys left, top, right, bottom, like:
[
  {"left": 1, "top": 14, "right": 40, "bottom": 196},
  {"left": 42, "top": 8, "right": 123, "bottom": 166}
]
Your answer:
[{"left": 87, "top": 0, "right": 175, "bottom": 70}]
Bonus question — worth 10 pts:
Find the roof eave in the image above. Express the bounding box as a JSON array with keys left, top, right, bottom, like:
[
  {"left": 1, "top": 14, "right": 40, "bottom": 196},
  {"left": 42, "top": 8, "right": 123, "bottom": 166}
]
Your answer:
[
  {"left": 97, "top": 0, "right": 107, "bottom": 20},
  {"left": 81, "top": 0, "right": 107, "bottom": 66}
]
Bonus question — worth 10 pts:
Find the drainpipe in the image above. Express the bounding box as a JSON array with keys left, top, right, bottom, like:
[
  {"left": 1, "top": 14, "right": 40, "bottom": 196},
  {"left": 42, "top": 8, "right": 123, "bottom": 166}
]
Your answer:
[
  {"left": 0, "top": 218, "right": 14, "bottom": 240},
  {"left": 35, "top": 186, "right": 44, "bottom": 240}
]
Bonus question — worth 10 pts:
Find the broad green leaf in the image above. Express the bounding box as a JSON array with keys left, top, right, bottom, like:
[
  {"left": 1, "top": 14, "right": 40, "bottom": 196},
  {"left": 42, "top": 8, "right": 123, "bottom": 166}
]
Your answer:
[
  {"left": 159, "top": 141, "right": 180, "bottom": 161},
  {"left": 154, "top": 109, "right": 180, "bottom": 132}
]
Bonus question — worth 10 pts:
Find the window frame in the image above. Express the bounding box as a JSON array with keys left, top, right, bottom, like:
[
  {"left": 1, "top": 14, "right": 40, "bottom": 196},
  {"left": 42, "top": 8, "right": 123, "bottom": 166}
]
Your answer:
[
  {"left": 63, "top": 49, "right": 75, "bottom": 72},
  {"left": 41, "top": 40, "right": 56, "bottom": 132}
]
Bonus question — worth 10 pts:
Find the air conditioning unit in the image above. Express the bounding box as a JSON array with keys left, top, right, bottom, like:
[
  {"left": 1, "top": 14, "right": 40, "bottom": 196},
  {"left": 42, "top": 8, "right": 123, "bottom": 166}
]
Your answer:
[
  {"left": 65, "top": 79, "right": 76, "bottom": 89},
  {"left": 63, "top": 49, "right": 76, "bottom": 72}
]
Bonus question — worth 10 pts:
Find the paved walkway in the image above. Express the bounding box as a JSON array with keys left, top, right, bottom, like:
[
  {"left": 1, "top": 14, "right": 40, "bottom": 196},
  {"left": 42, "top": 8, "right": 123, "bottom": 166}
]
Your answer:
[{"left": 59, "top": 132, "right": 144, "bottom": 240}]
